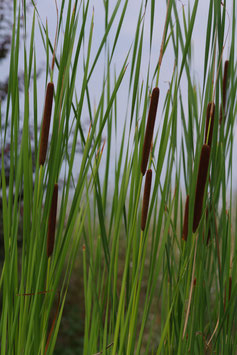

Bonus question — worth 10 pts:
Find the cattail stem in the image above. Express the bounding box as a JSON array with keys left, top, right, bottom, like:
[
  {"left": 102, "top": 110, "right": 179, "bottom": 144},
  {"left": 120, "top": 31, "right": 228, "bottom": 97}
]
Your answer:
[
  {"left": 182, "top": 195, "right": 189, "bottom": 241},
  {"left": 223, "top": 60, "right": 229, "bottom": 106},
  {"left": 141, "top": 169, "right": 152, "bottom": 231},
  {"left": 47, "top": 183, "right": 58, "bottom": 258},
  {"left": 205, "top": 207, "right": 211, "bottom": 245},
  {"left": 141, "top": 88, "right": 159, "bottom": 176},
  {"left": 193, "top": 144, "right": 210, "bottom": 233},
  {"left": 220, "top": 60, "right": 229, "bottom": 124},
  {"left": 39, "top": 82, "right": 54, "bottom": 166},
  {"left": 205, "top": 102, "right": 215, "bottom": 147},
  {"left": 224, "top": 277, "right": 232, "bottom": 312},
  {"left": 45, "top": 291, "right": 60, "bottom": 354}
]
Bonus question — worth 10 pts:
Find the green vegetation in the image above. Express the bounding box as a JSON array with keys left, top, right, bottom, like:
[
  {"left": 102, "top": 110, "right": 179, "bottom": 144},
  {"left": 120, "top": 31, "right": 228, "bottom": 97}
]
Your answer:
[{"left": 0, "top": 0, "right": 237, "bottom": 353}]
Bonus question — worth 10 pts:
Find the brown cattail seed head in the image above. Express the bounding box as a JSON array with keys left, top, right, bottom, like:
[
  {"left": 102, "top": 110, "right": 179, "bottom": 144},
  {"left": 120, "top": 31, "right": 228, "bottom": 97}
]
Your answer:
[
  {"left": 141, "top": 169, "right": 152, "bottom": 231},
  {"left": 182, "top": 195, "right": 189, "bottom": 241},
  {"left": 193, "top": 144, "right": 210, "bottom": 233},
  {"left": 47, "top": 183, "right": 58, "bottom": 258},
  {"left": 39, "top": 82, "right": 54, "bottom": 166},
  {"left": 141, "top": 88, "right": 160, "bottom": 175},
  {"left": 220, "top": 60, "right": 229, "bottom": 124},
  {"left": 205, "top": 102, "right": 215, "bottom": 147}
]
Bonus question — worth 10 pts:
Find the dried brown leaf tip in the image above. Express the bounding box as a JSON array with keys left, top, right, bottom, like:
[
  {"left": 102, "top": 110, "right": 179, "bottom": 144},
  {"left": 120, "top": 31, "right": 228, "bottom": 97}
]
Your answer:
[
  {"left": 182, "top": 195, "right": 189, "bottom": 241},
  {"left": 141, "top": 169, "right": 152, "bottom": 231},
  {"left": 205, "top": 102, "right": 215, "bottom": 147},
  {"left": 47, "top": 183, "right": 58, "bottom": 258},
  {"left": 193, "top": 144, "right": 210, "bottom": 233},
  {"left": 39, "top": 82, "right": 54, "bottom": 166},
  {"left": 141, "top": 87, "right": 160, "bottom": 176},
  {"left": 220, "top": 60, "right": 229, "bottom": 124}
]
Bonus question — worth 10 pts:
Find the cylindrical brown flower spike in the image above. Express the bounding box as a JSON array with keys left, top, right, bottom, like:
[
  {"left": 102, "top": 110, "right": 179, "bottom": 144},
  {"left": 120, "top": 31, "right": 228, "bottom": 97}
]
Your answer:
[
  {"left": 47, "top": 183, "right": 58, "bottom": 258},
  {"left": 141, "top": 88, "right": 160, "bottom": 176},
  {"left": 220, "top": 60, "right": 229, "bottom": 124},
  {"left": 141, "top": 169, "right": 152, "bottom": 231},
  {"left": 204, "top": 102, "right": 215, "bottom": 147},
  {"left": 182, "top": 195, "right": 189, "bottom": 241},
  {"left": 193, "top": 144, "right": 210, "bottom": 233},
  {"left": 39, "top": 82, "right": 54, "bottom": 166}
]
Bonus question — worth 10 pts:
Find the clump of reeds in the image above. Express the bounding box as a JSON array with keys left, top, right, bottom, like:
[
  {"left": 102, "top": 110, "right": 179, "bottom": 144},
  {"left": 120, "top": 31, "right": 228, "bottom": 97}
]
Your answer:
[
  {"left": 193, "top": 144, "right": 210, "bottom": 233},
  {"left": 205, "top": 102, "right": 215, "bottom": 147},
  {"left": 141, "top": 169, "right": 152, "bottom": 231},
  {"left": 141, "top": 87, "right": 160, "bottom": 176},
  {"left": 219, "top": 60, "right": 229, "bottom": 124},
  {"left": 47, "top": 183, "right": 58, "bottom": 258},
  {"left": 39, "top": 82, "right": 54, "bottom": 166},
  {"left": 182, "top": 195, "right": 189, "bottom": 241}
]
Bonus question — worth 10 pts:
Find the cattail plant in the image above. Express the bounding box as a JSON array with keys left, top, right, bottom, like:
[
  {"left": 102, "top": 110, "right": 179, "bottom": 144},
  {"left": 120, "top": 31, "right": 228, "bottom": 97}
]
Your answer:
[
  {"left": 141, "top": 169, "right": 152, "bottom": 231},
  {"left": 182, "top": 195, "right": 189, "bottom": 241},
  {"left": 219, "top": 60, "right": 229, "bottom": 124},
  {"left": 141, "top": 87, "right": 160, "bottom": 176},
  {"left": 47, "top": 183, "right": 58, "bottom": 258},
  {"left": 205, "top": 102, "right": 215, "bottom": 147},
  {"left": 39, "top": 82, "right": 54, "bottom": 166},
  {"left": 193, "top": 144, "right": 211, "bottom": 233}
]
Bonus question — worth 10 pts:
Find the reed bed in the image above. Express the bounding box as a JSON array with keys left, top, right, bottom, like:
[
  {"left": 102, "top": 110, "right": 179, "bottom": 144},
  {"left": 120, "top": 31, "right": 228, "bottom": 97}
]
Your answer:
[{"left": 0, "top": 0, "right": 237, "bottom": 354}]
